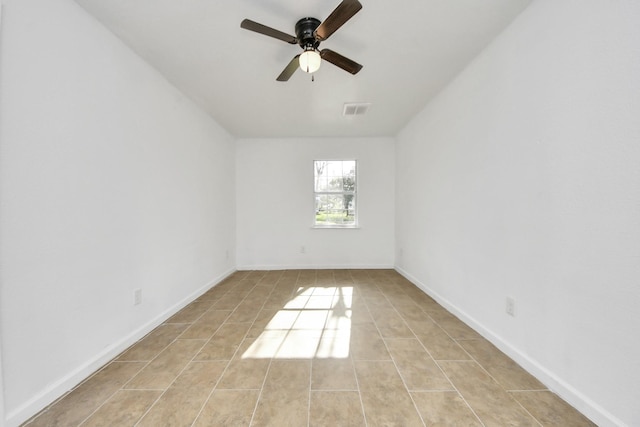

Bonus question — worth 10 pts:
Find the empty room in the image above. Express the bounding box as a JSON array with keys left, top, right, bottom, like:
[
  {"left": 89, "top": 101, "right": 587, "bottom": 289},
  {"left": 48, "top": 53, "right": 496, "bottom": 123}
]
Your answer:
[{"left": 0, "top": 0, "right": 638, "bottom": 426}]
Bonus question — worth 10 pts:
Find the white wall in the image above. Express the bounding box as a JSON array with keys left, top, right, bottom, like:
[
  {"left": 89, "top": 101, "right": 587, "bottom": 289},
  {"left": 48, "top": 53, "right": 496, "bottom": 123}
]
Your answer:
[
  {"left": 395, "top": 0, "right": 640, "bottom": 426},
  {"left": 0, "top": 0, "right": 235, "bottom": 425},
  {"left": 0, "top": 3, "right": 6, "bottom": 424},
  {"left": 236, "top": 138, "right": 395, "bottom": 269}
]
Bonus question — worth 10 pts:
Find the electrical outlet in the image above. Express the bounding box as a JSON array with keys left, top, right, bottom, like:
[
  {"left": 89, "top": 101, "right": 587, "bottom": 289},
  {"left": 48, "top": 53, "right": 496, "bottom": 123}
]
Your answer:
[
  {"left": 506, "top": 297, "right": 515, "bottom": 317},
  {"left": 300, "top": 246, "right": 306, "bottom": 254},
  {"left": 134, "top": 289, "right": 142, "bottom": 306}
]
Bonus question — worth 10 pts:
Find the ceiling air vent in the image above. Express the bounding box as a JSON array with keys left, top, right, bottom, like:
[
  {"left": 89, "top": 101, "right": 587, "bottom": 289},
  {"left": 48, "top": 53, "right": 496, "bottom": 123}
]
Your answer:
[{"left": 343, "top": 102, "right": 371, "bottom": 116}]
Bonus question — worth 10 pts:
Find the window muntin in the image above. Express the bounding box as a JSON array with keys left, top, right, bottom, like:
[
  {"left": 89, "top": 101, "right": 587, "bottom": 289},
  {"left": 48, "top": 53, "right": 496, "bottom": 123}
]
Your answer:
[{"left": 314, "top": 160, "right": 356, "bottom": 227}]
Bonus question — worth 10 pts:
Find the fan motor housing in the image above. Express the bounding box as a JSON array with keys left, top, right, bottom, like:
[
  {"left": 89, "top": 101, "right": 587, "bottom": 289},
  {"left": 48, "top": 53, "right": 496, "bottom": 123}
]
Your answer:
[{"left": 295, "top": 17, "right": 321, "bottom": 49}]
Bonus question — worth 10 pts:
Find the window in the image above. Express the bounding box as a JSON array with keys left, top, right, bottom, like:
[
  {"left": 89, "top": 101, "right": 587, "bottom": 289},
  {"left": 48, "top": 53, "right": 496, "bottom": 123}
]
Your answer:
[{"left": 314, "top": 160, "right": 357, "bottom": 227}]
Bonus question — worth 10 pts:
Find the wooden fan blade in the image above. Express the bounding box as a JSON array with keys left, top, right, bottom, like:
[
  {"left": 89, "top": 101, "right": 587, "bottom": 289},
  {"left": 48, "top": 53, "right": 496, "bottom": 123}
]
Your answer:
[
  {"left": 277, "top": 55, "right": 301, "bottom": 81},
  {"left": 320, "top": 49, "right": 362, "bottom": 74},
  {"left": 241, "top": 19, "right": 297, "bottom": 44},
  {"left": 314, "top": 0, "right": 362, "bottom": 41}
]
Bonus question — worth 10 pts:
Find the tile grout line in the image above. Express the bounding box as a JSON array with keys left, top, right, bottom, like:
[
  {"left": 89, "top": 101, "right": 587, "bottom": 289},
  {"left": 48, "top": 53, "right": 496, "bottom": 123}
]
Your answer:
[
  {"left": 447, "top": 343, "right": 545, "bottom": 426},
  {"left": 22, "top": 362, "right": 113, "bottom": 426},
  {"left": 132, "top": 274, "right": 265, "bottom": 427},
  {"left": 365, "top": 283, "right": 427, "bottom": 427},
  {"left": 77, "top": 320, "right": 211, "bottom": 424},
  {"left": 238, "top": 272, "right": 293, "bottom": 427},
  {"left": 247, "top": 272, "right": 302, "bottom": 426},
  {"left": 307, "top": 354, "right": 313, "bottom": 427},
  {"left": 195, "top": 271, "right": 281, "bottom": 426},
  {"left": 507, "top": 391, "right": 545, "bottom": 427},
  {"left": 131, "top": 337, "right": 212, "bottom": 427},
  {"left": 350, "top": 347, "right": 369, "bottom": 427},
  {"left": 131, "top": 292, "right": 243, "bottom": 427},
  {"left": 80, "top": 323, "right": 213, "bottom": 425},
  {"left": 347, "top": 270, "right": 369, "bottom": 427},
  {"left": 385, "top": 287, "right": 487, "bottom": 427},
  {"left": 75, "top": 336, "right": 177, "bottom": 427},
  {"left": 306, "top": 271, "right": 324, "bottom": 427},
  {"left": 376, "top": 277, "right": 487, "bottom": 427},
  {"left": 387, "top": 305, "right": 483, "bottom": 423},
  {"left": 73, "top": 363, "right": 149, "bottom": 427}
]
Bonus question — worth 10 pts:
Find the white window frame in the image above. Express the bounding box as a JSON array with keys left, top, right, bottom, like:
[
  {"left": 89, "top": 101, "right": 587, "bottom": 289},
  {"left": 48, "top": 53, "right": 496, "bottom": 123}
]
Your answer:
[{"left": 313, "top": 159, "right": 358, "bottom": 228}]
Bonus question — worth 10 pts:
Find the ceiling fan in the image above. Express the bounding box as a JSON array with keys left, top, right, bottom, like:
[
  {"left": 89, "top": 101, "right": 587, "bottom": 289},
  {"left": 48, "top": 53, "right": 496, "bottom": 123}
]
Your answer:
[{"left": 240, "top": 0, "right": 363, "bottom": 81}]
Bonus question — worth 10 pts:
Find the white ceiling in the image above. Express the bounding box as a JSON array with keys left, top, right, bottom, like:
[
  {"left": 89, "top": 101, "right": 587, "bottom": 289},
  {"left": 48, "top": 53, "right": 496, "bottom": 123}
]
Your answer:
[{"left": 73, "top": 0, "right": 532, "bottom": 138}]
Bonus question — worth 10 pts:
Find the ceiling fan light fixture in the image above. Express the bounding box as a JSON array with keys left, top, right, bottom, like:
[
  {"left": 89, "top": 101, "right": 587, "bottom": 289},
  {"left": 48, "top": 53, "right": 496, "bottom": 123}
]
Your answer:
[
  {"left": 241, "top": 0, "right": 363, "bottom": 81},
  {"left": 299, "top": 48, "right": 321, "bottom": 73}
]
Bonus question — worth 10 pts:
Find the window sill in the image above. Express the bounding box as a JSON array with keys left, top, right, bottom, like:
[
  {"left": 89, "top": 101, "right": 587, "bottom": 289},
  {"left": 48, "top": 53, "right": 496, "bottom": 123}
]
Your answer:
[{"left": 311, "top": 225, "right": 361, "bottom": 229}]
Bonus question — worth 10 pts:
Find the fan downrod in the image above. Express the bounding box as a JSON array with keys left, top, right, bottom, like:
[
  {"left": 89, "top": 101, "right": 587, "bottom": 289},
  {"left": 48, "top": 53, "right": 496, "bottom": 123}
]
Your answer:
[{"left": 295, "top": 17, "right": 321, "bottom": 49}]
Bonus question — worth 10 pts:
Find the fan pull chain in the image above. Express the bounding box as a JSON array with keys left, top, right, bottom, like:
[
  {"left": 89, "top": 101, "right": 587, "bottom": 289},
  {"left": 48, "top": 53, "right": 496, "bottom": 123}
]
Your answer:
[
  {"left": 312, "top": 74, "right": 315, "bottom": 82},
  {"left": 306, "top": 64, "right": 313, "bottom": 81}
]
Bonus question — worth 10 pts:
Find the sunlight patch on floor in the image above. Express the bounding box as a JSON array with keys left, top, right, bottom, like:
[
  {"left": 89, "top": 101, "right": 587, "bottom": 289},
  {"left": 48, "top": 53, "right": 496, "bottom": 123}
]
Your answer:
[{"left": 242, "top": 286, "right": 353, "bottom": 359}]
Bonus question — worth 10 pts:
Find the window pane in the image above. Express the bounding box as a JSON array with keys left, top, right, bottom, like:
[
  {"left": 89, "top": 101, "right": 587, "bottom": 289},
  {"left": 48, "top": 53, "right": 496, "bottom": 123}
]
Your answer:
[
  {"left": 315, "top": 161, "right": 356, "bottom": 193},
  {"left": 314, "top": 161, "right": 328, "bottom": 191},
  {"left": 328, "top": 177, "right": 343, "bottom": 191}
]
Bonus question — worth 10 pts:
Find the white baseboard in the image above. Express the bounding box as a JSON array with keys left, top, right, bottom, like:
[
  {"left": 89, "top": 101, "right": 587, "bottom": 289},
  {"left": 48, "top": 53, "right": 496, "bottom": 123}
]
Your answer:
[
  {"left": 395, "top": 266, "right": 627, "bottom": 427},
  {"left": 236, "top": 264, "right": 395, "bottom": 271},
  {"left": 7, "top": 267, "right": 236, "bottom": 427}
]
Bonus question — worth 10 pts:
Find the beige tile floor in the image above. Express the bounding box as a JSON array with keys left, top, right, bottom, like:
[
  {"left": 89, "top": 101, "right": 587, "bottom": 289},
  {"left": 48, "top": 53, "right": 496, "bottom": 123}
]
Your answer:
[{"left": 24, "top": 270, "right": 596, "bottom": 426}]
